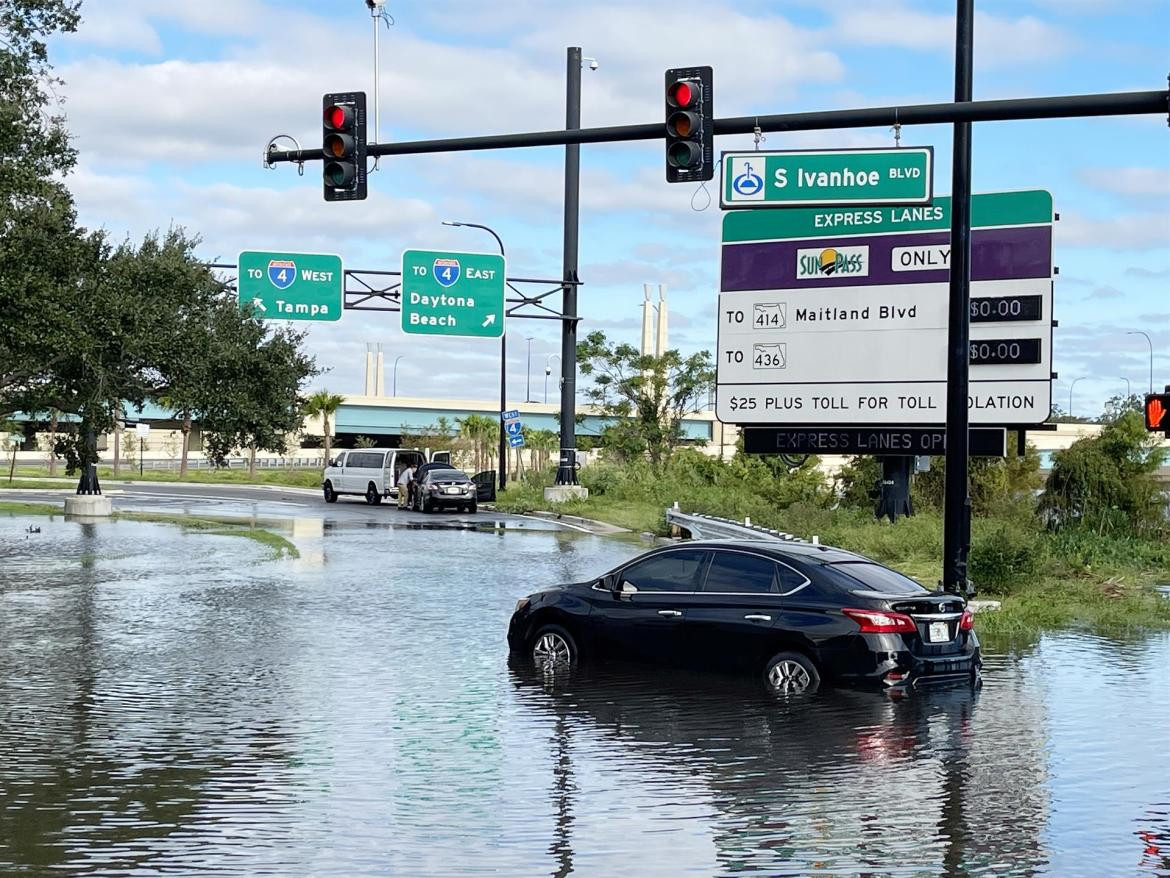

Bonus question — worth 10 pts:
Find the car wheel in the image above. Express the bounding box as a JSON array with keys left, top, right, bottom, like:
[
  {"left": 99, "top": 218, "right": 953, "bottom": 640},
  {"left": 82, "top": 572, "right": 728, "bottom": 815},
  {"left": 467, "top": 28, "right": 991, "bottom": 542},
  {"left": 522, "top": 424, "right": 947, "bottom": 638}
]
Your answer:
[
  {"left": 323, "top": 481, "right": 338, "bottom": 504},
  {"left": 763, "top": 651, "right": 820, "bottom": 695},
  {"left": 365, "top": 483, "right": 382, "bottom": 505},
  {"left": 421, "top": 496, "right": 431, "bottom": 513},
  {"left": 531, "top": 624, "right": 577, "bottom": 672}
]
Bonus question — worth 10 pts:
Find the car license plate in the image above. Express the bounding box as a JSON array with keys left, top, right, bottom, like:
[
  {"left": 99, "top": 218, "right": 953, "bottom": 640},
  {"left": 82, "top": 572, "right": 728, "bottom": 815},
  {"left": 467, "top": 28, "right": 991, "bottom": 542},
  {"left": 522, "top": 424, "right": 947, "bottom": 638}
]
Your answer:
[
  {"left": 928, "top": 621, "right": 950, "bottom": 643},
  {"left": 444, "top": 487, "right": 460, "bottom": 494}
]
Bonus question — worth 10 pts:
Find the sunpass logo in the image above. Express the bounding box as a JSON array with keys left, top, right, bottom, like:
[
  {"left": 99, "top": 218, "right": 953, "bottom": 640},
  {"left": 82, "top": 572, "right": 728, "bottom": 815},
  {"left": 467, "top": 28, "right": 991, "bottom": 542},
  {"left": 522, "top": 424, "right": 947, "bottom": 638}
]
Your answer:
[{"left": 796, "top": 245, "right": 869, "bottom": 279}]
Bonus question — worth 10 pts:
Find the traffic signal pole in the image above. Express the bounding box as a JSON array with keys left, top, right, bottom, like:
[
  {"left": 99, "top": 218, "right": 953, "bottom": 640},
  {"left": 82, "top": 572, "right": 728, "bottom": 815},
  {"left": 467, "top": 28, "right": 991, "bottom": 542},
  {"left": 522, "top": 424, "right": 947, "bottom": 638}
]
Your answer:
[
  {"left": 556, "top": 47, "right": 582, "bottom": 487},
  {"left": 942, "top": 0, "right": 974, "bottom": 595}
]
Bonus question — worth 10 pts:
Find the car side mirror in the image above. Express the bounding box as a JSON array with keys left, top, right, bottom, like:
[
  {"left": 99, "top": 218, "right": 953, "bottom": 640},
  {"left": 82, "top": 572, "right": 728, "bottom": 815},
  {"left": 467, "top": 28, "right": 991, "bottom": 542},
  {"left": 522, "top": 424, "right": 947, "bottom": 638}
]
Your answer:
[{"left": 328, "top": 458, "right": 337, "bottom": 467}]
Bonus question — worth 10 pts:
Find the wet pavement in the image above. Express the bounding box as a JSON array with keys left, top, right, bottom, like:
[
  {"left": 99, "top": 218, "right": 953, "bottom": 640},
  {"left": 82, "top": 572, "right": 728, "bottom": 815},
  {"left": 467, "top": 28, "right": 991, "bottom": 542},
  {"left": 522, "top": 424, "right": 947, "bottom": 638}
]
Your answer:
[{"left": 1, "top": 511, "right": 1168, "bottom": 877}]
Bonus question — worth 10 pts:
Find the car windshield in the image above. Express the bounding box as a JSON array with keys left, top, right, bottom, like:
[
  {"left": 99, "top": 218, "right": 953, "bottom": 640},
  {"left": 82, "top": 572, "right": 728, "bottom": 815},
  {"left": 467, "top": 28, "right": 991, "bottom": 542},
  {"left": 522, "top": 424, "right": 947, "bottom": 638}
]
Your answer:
[{"left": 824, "top": 561, "right": 928, "bottom": 595}]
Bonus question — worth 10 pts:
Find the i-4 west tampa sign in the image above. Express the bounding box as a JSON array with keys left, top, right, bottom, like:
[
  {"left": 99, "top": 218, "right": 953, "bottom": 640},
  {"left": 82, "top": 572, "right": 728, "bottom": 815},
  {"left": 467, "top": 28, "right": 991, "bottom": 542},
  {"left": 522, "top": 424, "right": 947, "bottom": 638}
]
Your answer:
[{"left": 237, "top": 250, "right": 342, "bottom": 321}]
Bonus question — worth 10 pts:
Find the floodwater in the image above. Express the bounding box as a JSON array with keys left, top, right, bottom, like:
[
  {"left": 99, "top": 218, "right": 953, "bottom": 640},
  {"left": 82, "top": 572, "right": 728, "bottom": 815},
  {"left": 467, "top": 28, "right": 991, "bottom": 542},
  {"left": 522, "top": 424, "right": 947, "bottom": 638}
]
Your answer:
[{"left": 0, "top": 514, "right": 1167, "bottom": 877}]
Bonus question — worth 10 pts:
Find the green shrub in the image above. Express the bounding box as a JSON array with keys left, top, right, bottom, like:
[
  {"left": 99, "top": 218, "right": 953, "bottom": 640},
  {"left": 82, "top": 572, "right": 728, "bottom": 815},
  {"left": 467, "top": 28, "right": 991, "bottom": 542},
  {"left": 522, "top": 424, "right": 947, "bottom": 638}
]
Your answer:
[{"left": 969, "top": 523, "right": 1045, "bottom": 595}]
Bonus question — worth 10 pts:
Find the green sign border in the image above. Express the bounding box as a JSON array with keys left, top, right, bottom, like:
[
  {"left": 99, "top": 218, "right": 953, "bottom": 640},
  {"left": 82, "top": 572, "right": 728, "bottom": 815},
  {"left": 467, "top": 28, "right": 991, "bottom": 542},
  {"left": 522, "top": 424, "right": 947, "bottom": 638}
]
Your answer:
[
  {"left": 237, "top": 250, "right": 343, "bottom": 322},
  {"left": 721, "top": 147, "right": 933, "bottom": 210}
]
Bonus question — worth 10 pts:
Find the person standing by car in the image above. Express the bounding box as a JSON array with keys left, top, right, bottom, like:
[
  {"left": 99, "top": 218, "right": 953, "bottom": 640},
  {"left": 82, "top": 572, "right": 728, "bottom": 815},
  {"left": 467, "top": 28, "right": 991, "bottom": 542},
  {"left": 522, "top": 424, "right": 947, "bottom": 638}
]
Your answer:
[{"left": 396, "top": 462, "right": 416, "bottom": 509}]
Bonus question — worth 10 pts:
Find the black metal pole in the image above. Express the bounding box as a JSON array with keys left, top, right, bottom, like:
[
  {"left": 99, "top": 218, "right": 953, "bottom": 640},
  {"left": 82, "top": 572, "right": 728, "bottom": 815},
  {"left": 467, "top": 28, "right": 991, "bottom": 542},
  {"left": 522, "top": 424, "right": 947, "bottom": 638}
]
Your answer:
[
  {"left": 139, "top": 437, "right": 144, "bottom": 477},
  {"left": 500, "top": 332, "right": 507, "bottom": 491},
  {"left": 556, "top": 47, "right": 582, "bottom": 486},
  {"left": 265, "top": 90, "right": 1169, "bottom": 164},
  {"left": 943, "top": 0, "right": 974, "bottom": 594}
]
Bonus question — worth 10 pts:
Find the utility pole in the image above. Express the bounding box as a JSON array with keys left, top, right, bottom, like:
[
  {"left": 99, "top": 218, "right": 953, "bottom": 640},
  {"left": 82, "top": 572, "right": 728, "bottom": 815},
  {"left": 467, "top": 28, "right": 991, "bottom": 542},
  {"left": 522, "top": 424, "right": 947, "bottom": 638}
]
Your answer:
[
  {"left": 942, "top": 0, "right": 974, "bottom": 595},
  {"left": 555, "top": 46, "right": 582, "bottom": 487}
]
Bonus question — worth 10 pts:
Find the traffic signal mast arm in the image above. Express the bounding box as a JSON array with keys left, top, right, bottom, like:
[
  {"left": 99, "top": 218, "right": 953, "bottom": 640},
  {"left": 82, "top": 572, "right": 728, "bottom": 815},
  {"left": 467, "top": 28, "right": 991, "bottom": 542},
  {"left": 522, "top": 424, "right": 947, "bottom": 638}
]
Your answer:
[{"left": 267, "top": 88, "right": 1169, "bottom": 165}]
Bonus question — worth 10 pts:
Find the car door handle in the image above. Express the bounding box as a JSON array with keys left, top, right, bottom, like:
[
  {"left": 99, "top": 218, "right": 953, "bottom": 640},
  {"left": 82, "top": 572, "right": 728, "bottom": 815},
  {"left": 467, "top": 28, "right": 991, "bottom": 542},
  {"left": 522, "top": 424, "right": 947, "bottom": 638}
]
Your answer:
[
  {"left": 657, "top": 609, "right": 683, "bottom": 618},
  {"left": 744, "top": 614, "right": 772, "bottom": 622}
]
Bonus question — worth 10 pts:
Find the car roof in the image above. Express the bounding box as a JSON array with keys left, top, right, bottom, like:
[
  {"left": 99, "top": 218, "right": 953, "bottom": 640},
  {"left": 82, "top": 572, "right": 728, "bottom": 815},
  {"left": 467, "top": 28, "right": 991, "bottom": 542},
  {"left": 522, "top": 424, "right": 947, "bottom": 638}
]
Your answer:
[{"left": 662, "top": 539, "right": 867, "bottom": 565}]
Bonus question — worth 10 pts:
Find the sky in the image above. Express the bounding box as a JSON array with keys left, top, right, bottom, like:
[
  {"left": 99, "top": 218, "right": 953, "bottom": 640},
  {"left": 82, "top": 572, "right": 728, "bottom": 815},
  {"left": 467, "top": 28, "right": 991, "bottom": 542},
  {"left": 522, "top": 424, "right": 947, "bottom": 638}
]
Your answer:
[{"left": 46, "top": 0, "right": 1169, "bottom": 420}]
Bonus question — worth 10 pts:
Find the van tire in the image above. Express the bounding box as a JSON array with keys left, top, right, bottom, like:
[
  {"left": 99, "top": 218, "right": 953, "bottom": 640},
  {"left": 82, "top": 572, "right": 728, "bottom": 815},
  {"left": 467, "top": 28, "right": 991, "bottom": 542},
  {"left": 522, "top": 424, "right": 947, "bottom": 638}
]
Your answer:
[
  {"left": 365, "top": 483, "right": 382, "bottom": 505},
  {"left": 323, "top": 481, "right": 338, "bottom": 503}
]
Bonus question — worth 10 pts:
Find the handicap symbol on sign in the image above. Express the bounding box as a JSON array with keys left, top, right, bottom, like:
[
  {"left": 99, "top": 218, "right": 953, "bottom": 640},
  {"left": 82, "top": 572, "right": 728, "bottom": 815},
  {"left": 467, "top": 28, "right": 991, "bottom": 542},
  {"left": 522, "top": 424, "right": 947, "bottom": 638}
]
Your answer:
[
  {"left": 433, "top": 258, "right": 461, "bottom": 288},
  {"left": 268, "top": 260, "right": 297, "bottom": 290},
  {"left": 732, "top": 161, "right": 763, "bottom": 197}
]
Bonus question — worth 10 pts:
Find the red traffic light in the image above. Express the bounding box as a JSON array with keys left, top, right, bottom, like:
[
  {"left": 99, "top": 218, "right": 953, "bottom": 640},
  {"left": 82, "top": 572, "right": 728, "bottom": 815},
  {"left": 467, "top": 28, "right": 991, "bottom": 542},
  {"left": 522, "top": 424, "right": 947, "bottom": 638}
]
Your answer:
[
  {"left": 1145, "top": 394, "right": 1169, "bottom": 431},
  {"left": 668, "top": 80, "right": 696, "bottom": 108},
  {"left": 324, "top": 104, "right": 354, "bottom": 131}
]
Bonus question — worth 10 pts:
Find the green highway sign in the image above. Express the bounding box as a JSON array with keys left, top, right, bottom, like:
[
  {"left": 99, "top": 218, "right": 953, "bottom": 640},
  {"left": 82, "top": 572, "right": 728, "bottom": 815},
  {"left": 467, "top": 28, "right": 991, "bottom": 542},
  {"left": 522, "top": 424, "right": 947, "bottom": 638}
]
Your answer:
[
  {"left": 237, "top": 250, "right": 342, "bottom": 321},
  {"left": 401, "top": 249, "right": 506, "bottom": 338},
  {"left": 722, "top": 147, "right": 933, "bottom": 209}
]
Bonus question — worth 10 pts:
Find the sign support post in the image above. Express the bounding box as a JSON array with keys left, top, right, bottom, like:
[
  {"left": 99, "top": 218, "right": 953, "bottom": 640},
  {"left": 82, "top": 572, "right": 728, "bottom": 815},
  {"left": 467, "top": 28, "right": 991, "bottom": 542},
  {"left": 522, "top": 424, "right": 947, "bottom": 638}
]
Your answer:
[
  {"left": 943, "top": 0, "right": 975, "bottom": 594},
  {"left": 556, "top": 46, "right": 582, "bottom": 488}
]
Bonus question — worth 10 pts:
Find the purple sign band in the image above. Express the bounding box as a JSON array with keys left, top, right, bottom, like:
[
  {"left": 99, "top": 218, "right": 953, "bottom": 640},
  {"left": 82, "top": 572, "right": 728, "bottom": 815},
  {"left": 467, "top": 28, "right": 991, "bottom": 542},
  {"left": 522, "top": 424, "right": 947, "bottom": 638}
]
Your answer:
[{"left": 721, "top": 226, "right": 1052, "bottom": 292}]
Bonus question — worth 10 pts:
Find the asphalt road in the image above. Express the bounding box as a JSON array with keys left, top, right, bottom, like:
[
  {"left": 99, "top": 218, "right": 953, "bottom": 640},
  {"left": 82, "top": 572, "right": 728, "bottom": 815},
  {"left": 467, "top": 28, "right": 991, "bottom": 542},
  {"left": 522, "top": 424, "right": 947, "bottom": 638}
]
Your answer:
[{"left": 0, "top": 479, "right": 558, "bottom": 529}]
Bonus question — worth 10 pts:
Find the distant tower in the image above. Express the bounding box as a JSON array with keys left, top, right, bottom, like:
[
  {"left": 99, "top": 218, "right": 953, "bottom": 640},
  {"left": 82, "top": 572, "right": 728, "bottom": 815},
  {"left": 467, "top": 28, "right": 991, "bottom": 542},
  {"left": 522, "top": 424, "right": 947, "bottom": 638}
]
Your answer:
[
  {"left": 655, "top": 285, "right": 668, "bottom": 356},
  {"left": 364, "top": 343, "right": 375, "bottom": 396},
  {"left": 641, "top": 284, "right": 655, "bottom": 356},
  {"left": 375, "top": 344, "right": 385, "bottom": 397}
]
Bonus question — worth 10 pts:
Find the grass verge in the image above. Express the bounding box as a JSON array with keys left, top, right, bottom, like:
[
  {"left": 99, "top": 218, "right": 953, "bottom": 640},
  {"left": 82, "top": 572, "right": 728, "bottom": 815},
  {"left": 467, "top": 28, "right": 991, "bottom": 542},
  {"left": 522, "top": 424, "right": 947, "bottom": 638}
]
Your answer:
[
  {"left": 0, "top": 501, "right": 298, "bottom": 559},
  {"left": 5, "top": 465, "right": 323, "bottom": 489}
]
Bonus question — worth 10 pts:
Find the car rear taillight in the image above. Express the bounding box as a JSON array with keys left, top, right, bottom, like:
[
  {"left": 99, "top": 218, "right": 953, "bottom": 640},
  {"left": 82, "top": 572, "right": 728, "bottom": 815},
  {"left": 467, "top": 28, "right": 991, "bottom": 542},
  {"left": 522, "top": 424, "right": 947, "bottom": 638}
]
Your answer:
[
  {"left": 842, "top": 608, "right": 917, "bottom": 634},
  {"left": 959, "top": 609, "right": 974, "bottom": 631}
]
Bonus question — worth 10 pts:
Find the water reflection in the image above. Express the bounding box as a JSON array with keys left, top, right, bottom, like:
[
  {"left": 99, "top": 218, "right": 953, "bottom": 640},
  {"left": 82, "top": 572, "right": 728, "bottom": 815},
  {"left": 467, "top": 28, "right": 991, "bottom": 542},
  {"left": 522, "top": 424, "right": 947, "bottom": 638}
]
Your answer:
[{"left": 1, "top": 514, "right": 1167, "bottom": 877}]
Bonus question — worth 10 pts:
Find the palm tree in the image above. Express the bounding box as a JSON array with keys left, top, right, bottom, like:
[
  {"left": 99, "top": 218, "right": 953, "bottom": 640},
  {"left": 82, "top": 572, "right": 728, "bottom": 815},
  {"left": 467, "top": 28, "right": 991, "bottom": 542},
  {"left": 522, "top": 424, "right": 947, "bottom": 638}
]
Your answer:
[
  {"left": 305, "top": 390, "right": 345, "bottom": 464},
  {"left": 458, "top": 414, "right": 497, "bottom": 474}
]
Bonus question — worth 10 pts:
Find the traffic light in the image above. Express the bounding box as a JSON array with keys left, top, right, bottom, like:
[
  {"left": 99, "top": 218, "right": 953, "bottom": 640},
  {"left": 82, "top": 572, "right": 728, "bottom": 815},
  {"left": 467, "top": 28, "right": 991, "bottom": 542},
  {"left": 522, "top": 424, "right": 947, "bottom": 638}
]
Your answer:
[
  {"left": 664, "top": 66, "right": 713, "bottom": 183},
  {"left": 322, "top": 91, "right": 367, "bottom": 201},
  {"left": 1144, "top": 392, "right": 1169, "bottom": 433}
]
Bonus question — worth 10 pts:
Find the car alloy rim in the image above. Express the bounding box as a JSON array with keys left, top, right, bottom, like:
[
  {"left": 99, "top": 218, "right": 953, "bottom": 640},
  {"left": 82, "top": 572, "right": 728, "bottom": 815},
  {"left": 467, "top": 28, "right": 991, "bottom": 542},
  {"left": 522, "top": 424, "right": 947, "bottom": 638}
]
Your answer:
[
  {"left": 768, "top": 660, "right": 811, "bottom": 693},
  {"left": 532, "top": 633, "right": 572, "bottom": 669}
]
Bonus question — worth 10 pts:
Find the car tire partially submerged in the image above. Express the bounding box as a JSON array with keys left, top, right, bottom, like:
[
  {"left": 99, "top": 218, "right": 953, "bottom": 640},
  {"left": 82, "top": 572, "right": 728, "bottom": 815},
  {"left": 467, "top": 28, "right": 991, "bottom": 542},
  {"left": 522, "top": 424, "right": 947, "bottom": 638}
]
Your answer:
[
  {"left": 531, "top": 624, "right": 577, "bottom": 673},
  {"left": 764, "top": 651, "right": 820, "bottom": 696}
]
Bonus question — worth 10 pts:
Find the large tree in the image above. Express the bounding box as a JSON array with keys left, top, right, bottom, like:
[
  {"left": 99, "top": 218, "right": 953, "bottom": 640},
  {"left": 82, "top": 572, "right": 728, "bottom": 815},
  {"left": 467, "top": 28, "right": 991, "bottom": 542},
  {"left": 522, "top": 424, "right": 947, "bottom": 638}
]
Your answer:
[
  {"left": 577, "top": 330, "right": 714, "bottom": 469},
  {"left": 305, "top": 390, "right": 345, "bottom": 463}
]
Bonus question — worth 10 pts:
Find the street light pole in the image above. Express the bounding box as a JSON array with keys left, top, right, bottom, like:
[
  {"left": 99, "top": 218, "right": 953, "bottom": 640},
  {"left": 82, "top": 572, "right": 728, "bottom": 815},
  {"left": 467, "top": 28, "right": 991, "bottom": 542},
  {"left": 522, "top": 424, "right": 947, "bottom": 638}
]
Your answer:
[
  {"left": 525, "top": 337, "right": 534, "bottom": 403},
  {"left": 556, "top": 46, "right": 583, "bottom": 487},
  {"left": 544, "top": 353, "right": 561, "bottom": 404},
  {"left": 1069, "top": 377, "right": 1085, "bottom": 419},
  {"left": 441, "top": 220, "right": 508, "bottom": 492},
  {"left": 1121, "top": 377, "right": 1132, "bottom": 399},
  {"left": 1127, "top": 330, "right": 1154, "bottom": 394},
  {"left": 392, "top": 355, "right": 404, "bottom": 397}
]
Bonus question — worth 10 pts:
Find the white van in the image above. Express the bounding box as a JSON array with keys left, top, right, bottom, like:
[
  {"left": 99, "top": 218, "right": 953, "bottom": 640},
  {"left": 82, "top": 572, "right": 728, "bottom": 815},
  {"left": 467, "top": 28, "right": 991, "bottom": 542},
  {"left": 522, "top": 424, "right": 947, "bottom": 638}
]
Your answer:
[{"left": 322, "top": 448, "right": 449, "bottom": 505}]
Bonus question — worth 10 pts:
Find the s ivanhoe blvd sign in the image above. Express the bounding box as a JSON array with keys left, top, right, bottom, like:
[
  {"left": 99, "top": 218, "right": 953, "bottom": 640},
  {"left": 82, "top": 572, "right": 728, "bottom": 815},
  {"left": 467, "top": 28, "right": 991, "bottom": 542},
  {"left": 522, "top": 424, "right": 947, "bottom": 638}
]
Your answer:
[
  {"left": 237, "top": 251, "right": 343, "bottom": 321},
  {"left": 401, "top": 249, "right": 506, "bottom": 339},
  {"left": 722, "top": 147, "right": 933, "bottom": 209}
]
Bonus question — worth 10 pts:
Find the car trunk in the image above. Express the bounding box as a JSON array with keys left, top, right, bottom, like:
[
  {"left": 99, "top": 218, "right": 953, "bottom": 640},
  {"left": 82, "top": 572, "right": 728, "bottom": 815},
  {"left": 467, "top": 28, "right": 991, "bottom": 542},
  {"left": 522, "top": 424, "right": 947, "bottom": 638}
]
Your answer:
[{"left": 890, "top": 593, "right": 967, "bottom": 656}]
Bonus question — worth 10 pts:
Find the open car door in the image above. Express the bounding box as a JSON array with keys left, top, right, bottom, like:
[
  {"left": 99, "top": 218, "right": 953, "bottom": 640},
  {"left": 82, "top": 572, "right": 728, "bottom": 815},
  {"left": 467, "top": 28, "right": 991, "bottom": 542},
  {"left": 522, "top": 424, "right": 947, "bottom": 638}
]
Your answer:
[
  {"left": 429, "top": 450, "right": 451, "bottom": 465},
  {"left": 472, "top": 471, "right": 496, "bottom": 502}
]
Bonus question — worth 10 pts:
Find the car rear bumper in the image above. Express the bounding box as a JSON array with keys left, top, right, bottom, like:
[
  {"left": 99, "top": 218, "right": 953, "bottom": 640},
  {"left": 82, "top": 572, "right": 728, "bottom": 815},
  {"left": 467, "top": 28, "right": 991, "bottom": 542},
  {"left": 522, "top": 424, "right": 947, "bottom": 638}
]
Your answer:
[
  {"left": 427, "top": 493, "right": 476, "bottom": 507},
  {"left": 823, "top": 634, "right": 981, "bottom": 690}
]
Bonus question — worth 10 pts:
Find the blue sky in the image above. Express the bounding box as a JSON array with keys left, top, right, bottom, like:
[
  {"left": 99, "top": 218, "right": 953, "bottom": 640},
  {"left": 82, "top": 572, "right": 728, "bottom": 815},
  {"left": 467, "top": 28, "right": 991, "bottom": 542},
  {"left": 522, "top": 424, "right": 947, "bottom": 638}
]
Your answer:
[{"left": 48, "top": 0, "right": 1169, "bottom": 418}]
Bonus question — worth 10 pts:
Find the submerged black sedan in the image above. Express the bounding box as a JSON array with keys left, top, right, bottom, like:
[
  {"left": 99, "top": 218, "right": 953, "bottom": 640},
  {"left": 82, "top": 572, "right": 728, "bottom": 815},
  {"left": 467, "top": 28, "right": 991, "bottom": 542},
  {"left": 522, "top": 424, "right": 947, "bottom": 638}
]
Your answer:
[{"left": 507, "top": 540, "right": 980, "bottom": 694}]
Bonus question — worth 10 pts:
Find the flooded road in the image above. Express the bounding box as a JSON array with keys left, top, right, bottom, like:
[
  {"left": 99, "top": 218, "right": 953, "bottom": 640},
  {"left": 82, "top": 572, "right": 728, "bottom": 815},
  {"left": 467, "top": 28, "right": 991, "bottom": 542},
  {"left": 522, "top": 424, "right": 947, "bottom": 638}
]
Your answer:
[{"left": 1, "top": 512, "right": 1167, "bottom": 877}]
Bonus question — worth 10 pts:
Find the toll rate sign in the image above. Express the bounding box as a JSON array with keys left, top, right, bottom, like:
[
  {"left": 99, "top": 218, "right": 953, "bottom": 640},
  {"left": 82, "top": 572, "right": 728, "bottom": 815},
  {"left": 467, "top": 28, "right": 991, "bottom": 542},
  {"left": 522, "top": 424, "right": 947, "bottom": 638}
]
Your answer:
[{"left": 237, "top": 250, "right": 343, "bottom": 321}]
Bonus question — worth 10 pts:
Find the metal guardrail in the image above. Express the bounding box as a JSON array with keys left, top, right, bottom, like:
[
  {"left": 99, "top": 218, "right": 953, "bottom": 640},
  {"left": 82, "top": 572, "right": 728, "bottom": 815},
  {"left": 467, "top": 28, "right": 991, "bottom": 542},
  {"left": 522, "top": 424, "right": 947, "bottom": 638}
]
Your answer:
[{"left": 665, "top": 506, "right": 806, "bottom": 543}]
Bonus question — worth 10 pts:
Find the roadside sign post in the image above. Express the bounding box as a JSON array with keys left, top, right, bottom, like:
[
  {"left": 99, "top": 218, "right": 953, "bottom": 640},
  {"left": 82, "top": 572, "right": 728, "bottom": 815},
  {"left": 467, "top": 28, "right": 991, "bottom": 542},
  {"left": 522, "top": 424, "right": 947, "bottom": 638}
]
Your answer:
[
  {"left": 237, "top": 251, "right": 343, "bottom": 321},
  {"left": 502, "top": 410, "right": 525, "bottom": 448},
  {"left": 134, "top": 422, "right": 150, "bottom": 476},
  {"left": 401, "top": 249, "right": 506, "bottom": 338}
]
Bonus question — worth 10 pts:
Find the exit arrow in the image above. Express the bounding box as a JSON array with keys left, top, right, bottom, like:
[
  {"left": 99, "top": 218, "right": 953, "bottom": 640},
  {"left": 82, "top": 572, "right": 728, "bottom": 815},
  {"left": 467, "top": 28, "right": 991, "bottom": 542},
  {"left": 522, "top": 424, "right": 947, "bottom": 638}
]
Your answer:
[{"left": 482, "top": 313, "right": 496, "bottom": 328}]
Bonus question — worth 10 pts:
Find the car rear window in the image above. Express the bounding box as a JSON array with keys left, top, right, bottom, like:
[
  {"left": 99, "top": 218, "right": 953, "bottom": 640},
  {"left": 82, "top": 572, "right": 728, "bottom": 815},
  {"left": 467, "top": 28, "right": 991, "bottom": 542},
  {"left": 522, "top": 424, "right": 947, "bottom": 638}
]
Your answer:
[{"left": 824, "top": 561, "right": 928, "bottom": 595}]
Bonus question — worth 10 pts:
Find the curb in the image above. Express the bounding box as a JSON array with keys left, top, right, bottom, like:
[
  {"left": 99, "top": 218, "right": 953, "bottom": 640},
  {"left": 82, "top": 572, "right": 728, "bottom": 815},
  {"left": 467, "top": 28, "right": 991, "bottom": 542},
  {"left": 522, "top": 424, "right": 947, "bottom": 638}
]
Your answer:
[{"left": 521, "top": 510, "right": 631, "bottom": 535}]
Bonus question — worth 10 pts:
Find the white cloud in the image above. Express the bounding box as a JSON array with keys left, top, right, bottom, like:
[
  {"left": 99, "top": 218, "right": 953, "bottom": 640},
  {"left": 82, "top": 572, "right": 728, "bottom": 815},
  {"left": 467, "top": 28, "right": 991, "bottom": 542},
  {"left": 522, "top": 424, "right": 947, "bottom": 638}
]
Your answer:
[
  {"left": 1056, "top": 210, "right": 1170, "bottom": 251},
  {"left": 1079, "top": 167, "right": 1170, "bottom": 200}
]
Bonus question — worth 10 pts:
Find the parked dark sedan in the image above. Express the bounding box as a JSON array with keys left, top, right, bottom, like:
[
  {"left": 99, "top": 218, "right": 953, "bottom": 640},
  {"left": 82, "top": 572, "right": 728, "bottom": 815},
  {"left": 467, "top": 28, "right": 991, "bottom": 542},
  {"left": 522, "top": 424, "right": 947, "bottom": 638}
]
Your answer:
[
  {"left": 507, "top": 540, "right": 980, "bottom": 694},
  {"left": 412, "top": 466, "right": 480, "bottom": 513}
]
